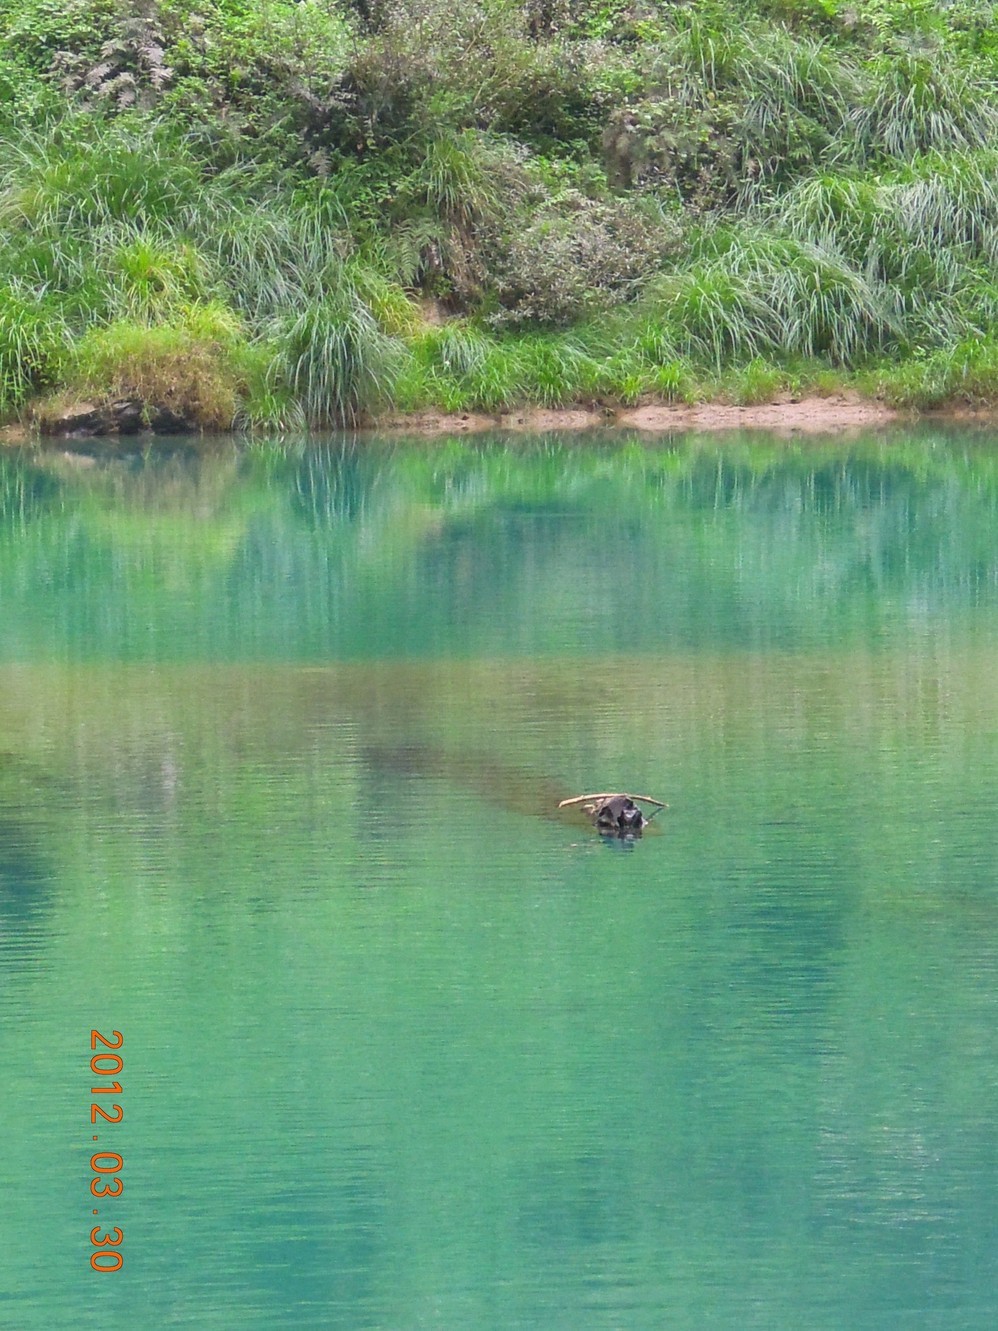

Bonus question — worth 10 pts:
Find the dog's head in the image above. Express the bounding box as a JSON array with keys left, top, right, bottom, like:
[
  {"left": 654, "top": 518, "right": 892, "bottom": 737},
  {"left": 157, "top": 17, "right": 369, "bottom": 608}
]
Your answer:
[{"left": 594, "top": 796, "right": 646, "bottom": 837}]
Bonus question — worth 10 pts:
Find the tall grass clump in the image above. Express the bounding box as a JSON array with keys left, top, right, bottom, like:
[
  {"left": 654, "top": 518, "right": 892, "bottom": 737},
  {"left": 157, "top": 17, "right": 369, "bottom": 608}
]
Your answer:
[
  {"left": 722, "top": 228, "right": 897, "bottom": 363},
  {"left": 774, "top": 150, "right": 998, "bottom": 350},
  {"left": 885, "top": 150, "right": 998, "bottom": 266},
  {"left": 105, "top": 230, "right": 209, "bottom": 320},
  {"left": 0, "top": 114, "right": 204, "bottom": 231},
  {"left": 718, "top": 357, "right": 789, "bottom": 405},
  {"left": 276, "top": 295, "right": 405, "bottom": 425},
  {"left": 730, "top": 25, "right": 860, "bottom": 201},
  {"left": 644, "top": 225, "right": 897, "bottom": 367},
  {"left": 508, "top": 335, "right": 601, "bottom": 408},
  {"left": 390, "top": 321, "right": 493, "bottom": 412},
  {"left": 0, "top": 284, "right": 66, "bottom": 410},
  {"left": 850, "top": 50, "right": 998, "bottom": 162},
  {"left": 619, "top": 15, "right": 861, "bottom": 206},
  {"left": 395, "top": 131, "right": 510, "bottom": 235},
  {"left": 206, "top": 187, "right": 353, "bottom": 322},
  {"left": 872, "top": 335, "right": 998, "bottom": 409},
  {"left": 384, "top": 130, "right": 530, "bottom": 305}
]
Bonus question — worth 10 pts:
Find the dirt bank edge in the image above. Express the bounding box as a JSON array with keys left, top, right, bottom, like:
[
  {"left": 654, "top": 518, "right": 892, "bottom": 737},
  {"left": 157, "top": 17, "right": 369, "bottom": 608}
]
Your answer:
[
  {"left": 369, "top": 393, "right": 904, "bottom": 437},
  {"left": 3, "top": 392, "right": 964, "bottom": 447}
]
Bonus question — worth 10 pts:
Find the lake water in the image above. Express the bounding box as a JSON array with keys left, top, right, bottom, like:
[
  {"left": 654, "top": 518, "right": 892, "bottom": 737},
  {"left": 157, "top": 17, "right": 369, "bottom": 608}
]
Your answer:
[{"left": 1, "top": 427, "right": 996, "bottom": 1329}]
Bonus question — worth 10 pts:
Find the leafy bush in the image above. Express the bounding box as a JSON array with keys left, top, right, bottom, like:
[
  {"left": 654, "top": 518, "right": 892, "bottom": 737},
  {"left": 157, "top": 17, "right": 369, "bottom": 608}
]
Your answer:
[
  {"left": 0, "top": 0, "right": 117, "bottom": 75},
  {"left": 161, "top": 0, "right": 353, "bottom": 166},
  {"left": 386, "top": 130, "right": 529, "bottom": 304},
  {"left": 488, "top": 192, "right": 679, "bottom": 328}
]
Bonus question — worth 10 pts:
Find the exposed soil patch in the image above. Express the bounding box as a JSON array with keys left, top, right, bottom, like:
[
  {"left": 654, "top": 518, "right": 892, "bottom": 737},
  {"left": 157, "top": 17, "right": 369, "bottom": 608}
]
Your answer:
[
  {"left": 371, "top": 393, "right": 903, "bottom": 437},
  {"left": 615, "top": 392, "right": 902, "bottom": 435},
  {"left": 0, "top": 392, "right": 915, "bottom": 449}
]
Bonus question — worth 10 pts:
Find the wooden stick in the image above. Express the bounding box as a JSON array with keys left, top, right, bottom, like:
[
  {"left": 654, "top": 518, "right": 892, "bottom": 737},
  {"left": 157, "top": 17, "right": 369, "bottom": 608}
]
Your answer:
[{"left": 558, "top": 792, "right": 668, "bottom": 809}]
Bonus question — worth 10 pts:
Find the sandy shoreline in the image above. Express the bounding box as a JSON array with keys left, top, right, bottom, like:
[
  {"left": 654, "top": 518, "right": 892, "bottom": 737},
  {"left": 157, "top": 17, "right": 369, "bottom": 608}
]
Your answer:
[
  {"left": 8, "top": 391, "right": 995, "bottom": 447},
  {"left": 369, "top": 392, "right": 904, "bottom": 437}
]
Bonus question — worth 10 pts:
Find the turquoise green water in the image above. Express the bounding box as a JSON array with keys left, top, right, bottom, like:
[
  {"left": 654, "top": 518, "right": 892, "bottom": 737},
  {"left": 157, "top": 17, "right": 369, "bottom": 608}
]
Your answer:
[{"left": 0, "top": 428, "right": 996, "bottom": 1329}]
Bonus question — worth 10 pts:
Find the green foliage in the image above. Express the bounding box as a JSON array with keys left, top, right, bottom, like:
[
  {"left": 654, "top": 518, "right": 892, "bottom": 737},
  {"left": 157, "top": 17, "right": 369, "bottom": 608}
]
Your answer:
[
  {"left": 487, "top": 191, "right": 678, "bottom": 328},
  {"left": 645, "top": 225, "right": 896, "bottom": 369},
  {"left": 0, "top": 0, "right": 118, "bottom": 75},
  {"left": 6, "top": 0, "right": 998, "bottom": 418},
  {"left": 276, "top": 296, "right": 405, "bottom": 424},
  {"left": 108, "top": 233, "right": 207, "bottom": 319},
  {"left": 510, "top": 335, "right": 600, "bottom": 407},
  {"left": 385, "top": 130, "right": 528, "bottom": 304},
  {"left": 774, "top": 151, "right": 998, "bottom": 350},
  {"left": 853, "top": 49, "right": 998, "bottom": 161},
  {"left": 0, "top": 285, "right": 67, "bottom": 410},
  {"left": 650, "top": 359, "right": 699, "bottom": 403},
  {"left": 872, "top": 335, "right": 998, "bottom": 408},
  {"left": 604, "top": 14, "right": 858, "bottom": 206},
  {"left": 0, "top": 114, "right": 201, "bottom": 230},
  {"left": 160, "top": 0, "right": 353, "bottom": 165},
  {"left": 411, "top": 322, "right": 492, "bottom": 378},
  {"left": 719, "top": 357, "right": 788, "bottom": 405},
  {"left": 64, "top": 301, "right": 247, "bottom": 428}
]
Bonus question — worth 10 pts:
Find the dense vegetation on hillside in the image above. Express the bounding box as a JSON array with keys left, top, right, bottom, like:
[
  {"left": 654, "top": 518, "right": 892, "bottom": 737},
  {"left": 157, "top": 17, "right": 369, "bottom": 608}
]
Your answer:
[{"left": 3, "top": 0, "right": 998, "bottom": 429}]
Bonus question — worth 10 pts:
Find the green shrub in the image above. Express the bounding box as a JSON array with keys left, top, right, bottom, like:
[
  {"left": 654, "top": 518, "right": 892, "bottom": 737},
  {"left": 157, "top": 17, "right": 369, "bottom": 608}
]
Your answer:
[
  {"left": 66, "top": 302, "right": 247, "bottom": 428},
  {"left": 410, "top": 322, "right": 492, "bottom": 377},
  {"left": 160, "top": 0, "right": 353, "bottom": 166},
  {"left": 233, "top": 338, "right": 307, "bottom": 434},
  {"left": 0, "top": 0, "right": 117, "bottom": 75},
  {"left": 387, "top": 130, "right": 528, "bottom": 305},
  {"left": 488, "top": 192, "right": 678, "bottom": 328}
]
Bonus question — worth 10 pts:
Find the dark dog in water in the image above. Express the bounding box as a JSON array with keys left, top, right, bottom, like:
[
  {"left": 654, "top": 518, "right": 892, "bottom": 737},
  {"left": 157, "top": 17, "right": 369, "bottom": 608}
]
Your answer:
[{"left": 558, "top": 792, "right": 667, "bottom": 839}]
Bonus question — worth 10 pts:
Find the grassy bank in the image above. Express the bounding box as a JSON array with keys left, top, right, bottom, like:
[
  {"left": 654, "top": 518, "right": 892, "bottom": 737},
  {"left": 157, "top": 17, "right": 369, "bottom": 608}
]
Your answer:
[{"left": 4, "top": 0, "right": 998, "bottom": 431}]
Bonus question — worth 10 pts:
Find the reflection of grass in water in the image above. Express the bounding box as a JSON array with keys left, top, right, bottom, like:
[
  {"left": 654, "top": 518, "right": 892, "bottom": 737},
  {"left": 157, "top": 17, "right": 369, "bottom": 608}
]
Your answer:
[
  {"left": 4, "top": 435, "right": 998, "bottom": 674},
  {"left": 15, "top": 427, "right": 998, "bottom": 520},
  {"left": 5, "top": 448, "right": 267, "bottom": 585},
  {"left": 0, "top": 453, "right": 62, "bottom": 524}
]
